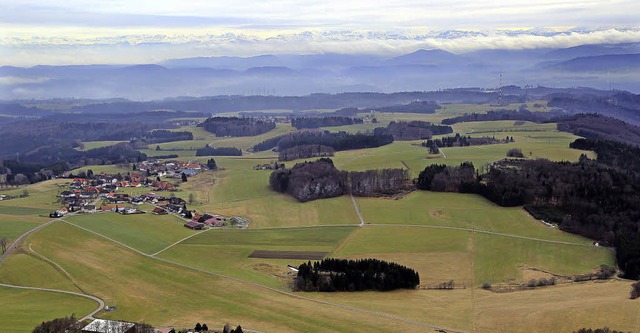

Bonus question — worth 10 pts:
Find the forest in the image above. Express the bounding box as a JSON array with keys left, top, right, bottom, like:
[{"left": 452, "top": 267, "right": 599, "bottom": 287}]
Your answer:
[
  {"left": 294, "top": 258, "right": 420, "bottom": 292},
  {"left": 254, "top": 130, "right": 393, "bottom": 153},
  {"left": 269, "top": 158, "right": 410, "bottom": 202},
  {"left": 373, "top": 121, "right": 453, "bottom": 140},
  {"left": 198, "top": 117, "right": 276, "bottom": 137},
  {"left": 556, "top": 114, "right": 640, "bottom": 146},
  {"left": 291, "top": 116, "right": 363, "bottom": 129},
  {"left": 195, "top": 145, "right": 242, "bottom": 156},
  {"left": 0, "top": 143, "right": 146, "bottom": 184}
]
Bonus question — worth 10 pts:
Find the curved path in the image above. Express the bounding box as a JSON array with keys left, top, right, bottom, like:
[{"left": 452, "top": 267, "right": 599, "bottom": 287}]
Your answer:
[
  {"left": 0, "top": 219, "right": 58, "bottom": 265},
  {"left": 0, "top": 283, "right": 105, "bottom": 321},
  {"left": 60, "top": 220, "right": 469, "bottom": 333}
]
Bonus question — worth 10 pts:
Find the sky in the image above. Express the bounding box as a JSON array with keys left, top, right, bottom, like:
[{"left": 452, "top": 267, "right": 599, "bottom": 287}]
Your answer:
[{"left": 1, "top": 0, "right": 639, "bottom": 66}]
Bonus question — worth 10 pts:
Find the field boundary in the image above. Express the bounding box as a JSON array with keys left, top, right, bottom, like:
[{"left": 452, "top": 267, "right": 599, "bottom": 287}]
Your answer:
[{"left": 60, "top": 219, "right": 470, "bottom": 333}]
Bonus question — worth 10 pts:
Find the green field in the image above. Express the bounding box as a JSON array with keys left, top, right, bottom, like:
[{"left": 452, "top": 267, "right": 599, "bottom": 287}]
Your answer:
[
  {"left": 0, "top": 216, "right": 46, "bottom": 241},
  {"left": 1, "top": 113, "right": 637, "bottom": 332},
  {"left": 64, "top": 210, "right": 195, "bottom": 254},
  {"left": 0, "top": 287, "right": 97, "bottom": 333}
]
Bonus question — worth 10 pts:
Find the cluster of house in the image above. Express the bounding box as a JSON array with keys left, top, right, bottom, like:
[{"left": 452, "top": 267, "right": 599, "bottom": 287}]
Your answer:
[{"left": 136, "top": 160, "right": 208, "bottom": 178}]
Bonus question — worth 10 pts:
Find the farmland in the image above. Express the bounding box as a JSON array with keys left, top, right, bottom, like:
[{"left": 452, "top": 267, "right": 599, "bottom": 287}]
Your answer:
[{"left": 1, "top": 106, "right": 638, "bottom": 333}]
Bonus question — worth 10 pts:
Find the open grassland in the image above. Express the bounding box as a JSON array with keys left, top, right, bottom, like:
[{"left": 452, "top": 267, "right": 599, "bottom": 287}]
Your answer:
[
  {"left": 72, "top": 164, "right": 133, "bottom": 175},
  {"left": 18, "top": 222, "right": 444, "bottom": 332},
  {"left": 64, "top": 210, "right": 194, "bottom": 254},
  {"left": 0, "top": 179, "right": 70, "bottom": 214},
  {"left": 77, "top": 140, "right": 126, "bottom": 151},
  {"left": 180, "top": 168, "right": 361, "bottom": 228},
  {"left": 158, "top": 227, "right": 355, "bottom": 288},
  {"left": 207, "top": 123, "right": 294, "bottom": 151},
  {"left": 474, "top": 233, "right": 615, "bottom": 284},
  {"left": 331, "top": 225, "right": 612, "bottom": 287},
  {"left": 324, "top": 121, "right": 591, "bottom": 174},
  {"left": 0, "top": 287, "right": 97, "bottom": 333},
  {"left": 0, "top": 216, "right": 47, "bottom": 241},
  {"left": 0, "top": 250, "right": 81, "bottom": 292},
  {"left": 355, "top": 191, "right": 595, "bottom": 243},
  {"left": 474, "top": 280, "right": 640, "bottom": 333}
]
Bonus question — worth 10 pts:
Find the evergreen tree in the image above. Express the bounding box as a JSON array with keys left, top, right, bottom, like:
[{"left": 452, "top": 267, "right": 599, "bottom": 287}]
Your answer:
[
  {"left": 201, "top": 323, "right": 208, "bottom": 332},
  {"left": 194, "top": 322, "right": 202, "bottom": 332},
  {"left": 181, "top": 172, "right": 188, "bottom": 182}
]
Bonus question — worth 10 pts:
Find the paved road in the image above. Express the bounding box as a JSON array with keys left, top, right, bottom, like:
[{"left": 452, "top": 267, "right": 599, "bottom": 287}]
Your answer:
[
  {"left": 60, "top": 220, "right": 469, "bottom": 333},
  {"left": 0, "top": 219, "right": 58, "bottom": 266},
  {"left": 0, "top": 283, "right": 105, "bottom": 321}
]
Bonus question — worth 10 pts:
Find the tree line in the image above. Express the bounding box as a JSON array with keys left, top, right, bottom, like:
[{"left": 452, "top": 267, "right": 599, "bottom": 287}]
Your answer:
[
  {"left": 254, "top": 130, "right": 393, "bottom": 153},
  {"left": 291, "top": 116, "right": 363, "bottom": 129},
  {"left": 374, "top": 121, "right": 452, "bottom": 141},
  {"left": 441, "top": 109, "right": 560, "bottom": 125},
  {"left": 294, "top": 258, "right": 420, "bottom": 292},
  {"left": 143, "top": 129, "right": 193, "bottom": 143},
  {"left": 196, "top": 145, "right": 242, "bottom": 156},
  {"left": 198, "top": 117, "right": 275, "bottom": 137},
  {"left": 278, "top": 144, "right": 335, "bottom": 161},
  {"left": 269, "top": 158, "right": 410, "bottom": 202}
]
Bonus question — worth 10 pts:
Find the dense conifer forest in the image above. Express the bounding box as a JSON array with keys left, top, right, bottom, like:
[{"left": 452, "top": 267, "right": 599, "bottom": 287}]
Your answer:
[
  {"left": 294, "top": 258, "right": 420, "bottom": 292},
  {"left": 291, "top": 116, "right": 363, "bottom": 129}
]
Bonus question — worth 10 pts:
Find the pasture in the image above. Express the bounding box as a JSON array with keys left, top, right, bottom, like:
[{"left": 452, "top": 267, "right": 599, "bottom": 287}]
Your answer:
[{"left": 1, "top": 110, "right": 637, "bottom": 333}]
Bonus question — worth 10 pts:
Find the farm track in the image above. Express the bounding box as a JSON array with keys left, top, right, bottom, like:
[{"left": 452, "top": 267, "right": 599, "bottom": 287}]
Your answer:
[{"left": 58, "top": 219, "right": 470, "bottom": 333}]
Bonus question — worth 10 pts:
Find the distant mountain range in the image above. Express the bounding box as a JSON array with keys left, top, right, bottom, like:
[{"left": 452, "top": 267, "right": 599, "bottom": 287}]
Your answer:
[{"left": 1, "top": 42, "right": 639, "bottom": 99}]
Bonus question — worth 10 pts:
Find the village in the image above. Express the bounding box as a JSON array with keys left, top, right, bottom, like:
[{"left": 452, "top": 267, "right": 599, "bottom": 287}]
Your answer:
[{"left": 52, "top": 159, "right": 249, "bottom": 229}]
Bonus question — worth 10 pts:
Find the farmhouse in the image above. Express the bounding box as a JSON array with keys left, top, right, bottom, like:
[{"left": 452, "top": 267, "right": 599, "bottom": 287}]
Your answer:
[
  {"left": 83, "top": 204, "right": 97, "bottom": 213},
  {"left": 184, "top": 221, "right": 204, "bottom": 230},
  {"left": 81, "top": 319, "right": 135, "bottom": 333},
  {"left": 152, "top": 207, "right": 168, "bottom": 215}
]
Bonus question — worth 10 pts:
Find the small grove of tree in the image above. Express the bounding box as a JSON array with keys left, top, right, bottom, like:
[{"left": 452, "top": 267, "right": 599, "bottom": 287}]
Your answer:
[
  {"left": 269, "top": 158, "right": 411, "bottom": 202},
  {"left": 506, "top": 148, "right": 524, "bottom": 158},
  {"left": 206, "top": 158, "right": 218, "bottom": 170},
  {"left": 631, "top": 281, "right": 640, "bottom": 299},
  {"left": 196, "top": 145, "right": 242, "bottom": 156},
  {"left": 422, "top": 133, "right": 513, "bottom": 152},
  {"left": 295, "top": 258, "right": 420, "bottom": 292}
]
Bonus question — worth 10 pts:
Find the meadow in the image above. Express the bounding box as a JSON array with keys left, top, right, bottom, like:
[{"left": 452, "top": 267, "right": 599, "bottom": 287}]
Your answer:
[{"left": 1, "top": 107, "right": 637, "bottom": 332}]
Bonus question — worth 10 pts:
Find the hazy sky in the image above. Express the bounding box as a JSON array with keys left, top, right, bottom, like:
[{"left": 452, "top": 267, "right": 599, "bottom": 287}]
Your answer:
[{"left": 1, "top": 0, "right": 639, "bottom": 65}]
